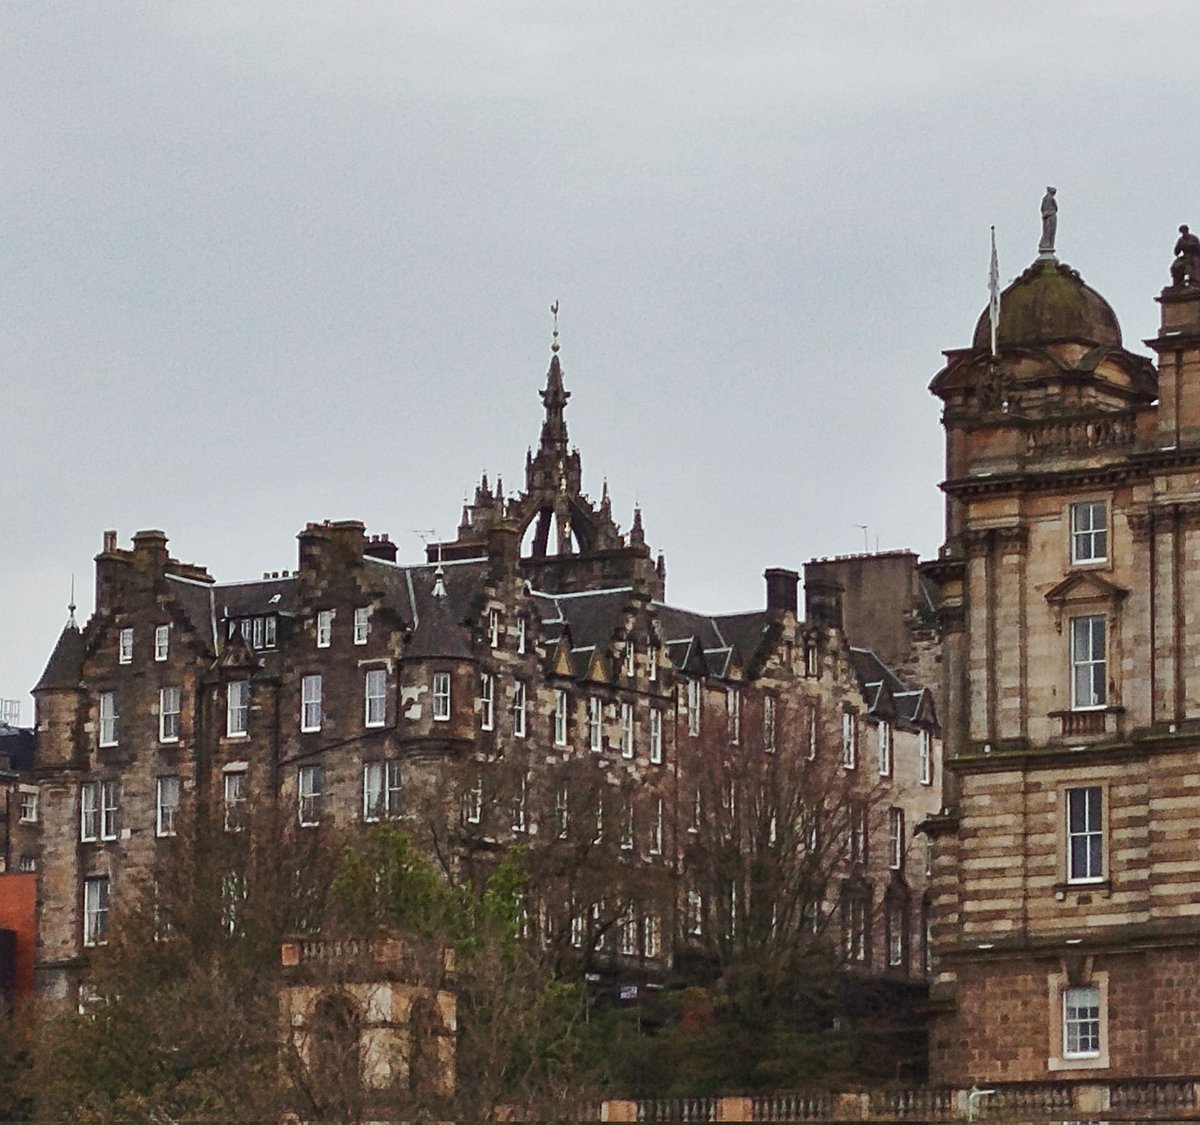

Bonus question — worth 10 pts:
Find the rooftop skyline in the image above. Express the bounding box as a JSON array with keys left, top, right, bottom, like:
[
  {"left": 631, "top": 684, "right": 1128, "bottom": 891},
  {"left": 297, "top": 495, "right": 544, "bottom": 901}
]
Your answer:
[{"left": 5, "top": 2, "right": 1199, "bottom": 721}]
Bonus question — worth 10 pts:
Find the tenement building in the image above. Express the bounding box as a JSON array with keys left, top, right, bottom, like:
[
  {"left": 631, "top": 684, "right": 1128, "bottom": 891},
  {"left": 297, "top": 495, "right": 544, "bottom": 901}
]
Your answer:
[
  {"left": 925, "top": 216, "right": 1200, "bottom": 1080},
  {"left": 30, "top": 342, "right": 941, "bottom": 1009}
]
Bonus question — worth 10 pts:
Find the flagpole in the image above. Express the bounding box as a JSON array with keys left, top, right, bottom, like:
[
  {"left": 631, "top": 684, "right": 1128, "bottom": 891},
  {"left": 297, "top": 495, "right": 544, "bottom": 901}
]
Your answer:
[{"left": 989, "top": 225, "right": 1000, "bottom": 359}]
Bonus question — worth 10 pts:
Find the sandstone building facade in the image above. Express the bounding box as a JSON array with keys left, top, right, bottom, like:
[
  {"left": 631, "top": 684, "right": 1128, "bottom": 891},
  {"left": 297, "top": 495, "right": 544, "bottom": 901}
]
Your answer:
[
  {"left": 925, "top": 227, "right": 1200, "bottom": 1081},
  {"left": 29, "top": 345, "right": 942, "bottom": 1016}
]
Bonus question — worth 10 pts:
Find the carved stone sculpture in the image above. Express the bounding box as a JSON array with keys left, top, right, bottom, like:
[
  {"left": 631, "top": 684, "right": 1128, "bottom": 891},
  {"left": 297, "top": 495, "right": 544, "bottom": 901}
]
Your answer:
[
  {"left": 1170, "top": 224, "right": 1200, "bottom": 287},
  {"left": 1039, "top": 186, "right": 1058, "bottom": 255}
]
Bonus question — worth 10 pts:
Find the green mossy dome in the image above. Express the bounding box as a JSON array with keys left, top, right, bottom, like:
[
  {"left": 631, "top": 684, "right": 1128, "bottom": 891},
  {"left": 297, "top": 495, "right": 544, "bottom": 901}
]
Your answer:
[{"left": 972, "top": 258, "right": 1122, "bottom": 349}]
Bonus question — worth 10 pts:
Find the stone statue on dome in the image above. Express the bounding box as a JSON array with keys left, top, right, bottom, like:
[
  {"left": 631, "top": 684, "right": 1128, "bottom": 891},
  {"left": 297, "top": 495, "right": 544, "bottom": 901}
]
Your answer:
[{"left": 1038, "top": 187, "right": 1058, "bottom": 257}]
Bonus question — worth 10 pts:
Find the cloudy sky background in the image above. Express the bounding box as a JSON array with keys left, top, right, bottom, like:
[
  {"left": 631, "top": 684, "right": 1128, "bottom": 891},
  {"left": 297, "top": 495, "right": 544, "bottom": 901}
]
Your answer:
[{"left": 2, "top": 2, "right": 1196, "bottom": 721}]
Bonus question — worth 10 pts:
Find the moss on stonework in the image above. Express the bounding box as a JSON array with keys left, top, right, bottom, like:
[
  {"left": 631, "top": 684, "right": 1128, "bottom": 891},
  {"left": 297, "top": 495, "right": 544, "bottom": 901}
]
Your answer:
[{"left": 973, "top": 258, "right": 1123, "bottom": 349}]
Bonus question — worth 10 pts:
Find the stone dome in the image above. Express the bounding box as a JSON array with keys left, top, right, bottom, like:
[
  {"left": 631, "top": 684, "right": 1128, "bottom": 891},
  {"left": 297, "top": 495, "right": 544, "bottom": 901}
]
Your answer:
[{"left": 972, "top": 258, "right": 1122, "bottom": 349}]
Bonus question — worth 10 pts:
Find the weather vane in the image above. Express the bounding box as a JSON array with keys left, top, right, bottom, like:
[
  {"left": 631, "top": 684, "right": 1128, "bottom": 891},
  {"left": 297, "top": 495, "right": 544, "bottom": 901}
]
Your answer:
[{"left": 550, "top": 299, "right": 560, "bottom": 353}]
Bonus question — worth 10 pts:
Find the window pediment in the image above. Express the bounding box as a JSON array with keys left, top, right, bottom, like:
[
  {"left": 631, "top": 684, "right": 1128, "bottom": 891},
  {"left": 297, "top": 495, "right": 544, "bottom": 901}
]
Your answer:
[{"left": 1044, "top": 572, "right": 1127, "bottom": 608}]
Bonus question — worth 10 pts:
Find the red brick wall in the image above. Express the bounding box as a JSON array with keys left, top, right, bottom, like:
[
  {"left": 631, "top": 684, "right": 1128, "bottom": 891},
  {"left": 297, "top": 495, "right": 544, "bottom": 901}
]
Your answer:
[
  {"left": 0, "top": 872, "right": 37, "bottom": 1002},
  {"left": 931, "top": 948, "right": 1200, "bottom": 1084}
]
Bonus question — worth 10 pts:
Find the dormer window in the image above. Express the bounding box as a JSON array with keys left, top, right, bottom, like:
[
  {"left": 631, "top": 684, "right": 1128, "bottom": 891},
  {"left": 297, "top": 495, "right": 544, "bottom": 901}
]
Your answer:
[
  {"left": 232, "top": 615, "right": 277, "bottom": 650},
  {"left": 1071, "top": 501, "right": 1108, "bottom": 565}
]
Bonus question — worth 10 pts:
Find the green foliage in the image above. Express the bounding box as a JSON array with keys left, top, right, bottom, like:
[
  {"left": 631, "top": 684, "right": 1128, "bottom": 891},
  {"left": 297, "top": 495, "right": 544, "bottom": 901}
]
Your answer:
[
  {"left": 21, "top": 821, "right": 597, "bottom": 1124},
  {"left": 594, "top": 957, "right": 922, "bottom": 1096}
]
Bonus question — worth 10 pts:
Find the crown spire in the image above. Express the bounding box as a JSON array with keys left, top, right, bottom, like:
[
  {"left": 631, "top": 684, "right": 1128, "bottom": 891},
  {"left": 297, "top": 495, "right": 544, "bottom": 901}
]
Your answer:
[{"left": 539, "top": 300, "right": 570, "bottom": 458}]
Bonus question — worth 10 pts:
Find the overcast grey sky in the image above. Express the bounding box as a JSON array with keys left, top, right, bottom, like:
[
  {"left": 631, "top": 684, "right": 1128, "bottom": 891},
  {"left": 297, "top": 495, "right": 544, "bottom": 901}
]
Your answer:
[{"left": 3, "top": 2, "right": 1196, "bottom": 721}]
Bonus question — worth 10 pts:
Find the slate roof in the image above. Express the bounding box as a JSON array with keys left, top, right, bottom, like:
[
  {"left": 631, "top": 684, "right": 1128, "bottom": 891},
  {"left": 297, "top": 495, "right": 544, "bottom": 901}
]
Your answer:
[
  {"left": 33, "top": 623, "right": 86, "bottom": 693},
  {"left": 214, "top": 575, "right": 297, "bottom": 619},
  {"left": 166, "top": 574, "right": 219, "bottom": 653},
  {"left": 403, "top": 568, "right": 476, "bottom": 660},
  {"left": 849, "top": 646, "right": 937, "bottom": 730}
]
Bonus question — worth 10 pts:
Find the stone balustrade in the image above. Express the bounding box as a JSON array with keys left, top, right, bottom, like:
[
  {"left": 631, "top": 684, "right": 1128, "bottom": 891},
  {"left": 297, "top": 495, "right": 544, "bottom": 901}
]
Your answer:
[{"left": 577, "top": 1077, "right": 1200, "bottom": 1122}]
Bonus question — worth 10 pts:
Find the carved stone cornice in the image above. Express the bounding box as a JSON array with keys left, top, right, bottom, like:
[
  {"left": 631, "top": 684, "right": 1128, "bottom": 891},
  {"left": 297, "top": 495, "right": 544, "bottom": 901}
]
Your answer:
[
  {"left": 1127, "top": 508, "right": 1154, "bottom": 544},
  {"left": 962, "top": 525, "right": 1028, "bottom": 558}
]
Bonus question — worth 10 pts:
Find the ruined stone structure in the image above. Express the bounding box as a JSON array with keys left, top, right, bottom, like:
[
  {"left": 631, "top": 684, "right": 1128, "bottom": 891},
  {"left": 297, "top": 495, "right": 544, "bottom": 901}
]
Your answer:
[
  {"left": 29, "top": 344, "right": 941, "bottom": 1014},
  {"left": 924, "top": 221, "right": 1200, "bottom": 1080}
]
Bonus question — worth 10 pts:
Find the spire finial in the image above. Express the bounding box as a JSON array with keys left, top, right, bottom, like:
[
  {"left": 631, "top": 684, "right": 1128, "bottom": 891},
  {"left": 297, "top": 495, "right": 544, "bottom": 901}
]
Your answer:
[
  {"left": 67, "top": 573, "right": 77, "bottom": 628},
  {"left": 550, "top": 300, "right": 560, "bottom": 353}
]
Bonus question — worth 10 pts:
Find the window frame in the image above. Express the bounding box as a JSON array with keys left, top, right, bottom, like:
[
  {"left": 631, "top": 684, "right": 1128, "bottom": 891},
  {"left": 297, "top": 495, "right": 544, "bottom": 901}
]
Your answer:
[
  {"left": 512, "top": 772, "right": 528, "bottom": 833},
  {"left": 686, "top": 679, "right": 701, "bottom": 736},
  {"left": 364, "top": 668, "right": 387, "bottom": 728},
  {"left": 877, "top": 720, "right": 892, "bottom": 777},
  {"left": 1063, "top": 985, "right": 1102, "bottom": 1059},
  {"left": 80, "top": 781, "right": 99, "bottom": 842},
  {"left": 226, "top": 679, "right": 250, "bottom": 738},
  {"left": 888, "top": 807, "right": 905, "bottom": 870},
  {"left": 919, "top": 730, "right": 933, "bottom": 785},
  {"left": 98, "top": 691, "right": 119, "bottom": 748},
  {"left": 480, "top": 672, "right": 495, "bottom": 732},
  {"left": 1070, "top": 500, "right": 1108, "bottom": 566},
  {"left": 298, "top": 763, "right": 324, "bottom": 827},
  {"left": 315, "top": 609, "right": 333, "bottom": 649},
  {"left": 1070, "top": 614, "right": 1107, "bottom": 711},
  {"left": 763, "top": 694, "right": 777, "bottom": 753},
  {"left": 99, "top": 779, "right": 119, "bottom": 841},
  {"left": 301, "top": 674, "right": 323, "bottom": 732},
  {"left": 620, "top": 701, "right": 634, "bottom": 759},
  {"left": 887, "top": 902, "right": 906, "bottom": 969},
  {"left": 353, "top": 606, "right": 370, "bottom": 645},
  {"left": 432, "top": 671, "right": 452, "bottom": 722},
  {"left": 842, "top": 895, "right": 867, "bottom": 963},
  {"left": 118, "top": 627, "right": 133, "bottom": 664},
  {"left": 18, "top": 785, "right": 38, "bottom": 824},
  {"left": 223, "top": 769, "right": 248, "bottom": 832},
  {"left": 159, "top": 685, "right": 181, "bottom": 744},
  {"left": 1065, "top": 784, "right": 1105, "bottom": 884},
  {"left": 643, "top": 914, "right": 662, "bottom": 959},
  {"left": 649, "top": 708, "right": 663, "bottom": 764},
  {"left": 553, "top": 688, "right": 568, "bottom": 746},
  {"left": 1048, "top": 970, "right": 1110, "bottom": 1070},
  {"left": 588, "top": 696, "right": 603, "bottom": 753},
  {"left": 650, "top": 795, "right": 663, "bottom": 855},
  {"left": 154, "top": 624, "right": 170, "bottom": 662},
  {"left": 841, "top": 709, "right": 857, "bottom": 769},
  {"left": 83, "top": 876, "right": 110, "bottom": 946},
  {"left": 555, "top": 786, "right": 569, "bottom": 839},
  {"left": 156, "top": 776, "right": 180, "bottom": 838},
  {"left": 464, "top": 775, "right": 483, "bottom": 825},
  {"left": 512, "top": 680, "right": 527, "bottom": 738},
  {"left": 728, "top": 687, "right": 741, "bottom": 745}
]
